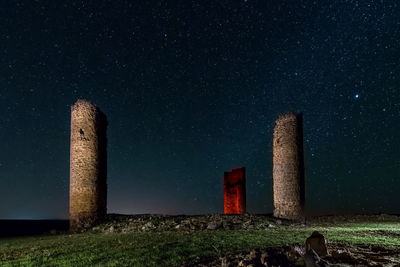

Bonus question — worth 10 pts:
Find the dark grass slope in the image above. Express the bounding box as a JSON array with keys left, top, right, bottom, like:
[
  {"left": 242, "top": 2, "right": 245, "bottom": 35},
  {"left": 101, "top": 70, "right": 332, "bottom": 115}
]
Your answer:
[{"left": 0, "top": 220, "right": 69, "bottom": 237}]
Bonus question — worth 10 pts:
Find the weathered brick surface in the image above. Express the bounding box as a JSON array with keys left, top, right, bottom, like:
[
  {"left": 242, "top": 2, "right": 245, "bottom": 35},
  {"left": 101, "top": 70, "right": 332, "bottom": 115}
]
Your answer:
[
  {"left": 272, "top": 112, "right": 305, "bottom": 220},
  {"left": 224, "top": 167, "right": 246, "bottom": 214},
  {"left": 69, "top": 100, "right": 107, "bottom": 231}
]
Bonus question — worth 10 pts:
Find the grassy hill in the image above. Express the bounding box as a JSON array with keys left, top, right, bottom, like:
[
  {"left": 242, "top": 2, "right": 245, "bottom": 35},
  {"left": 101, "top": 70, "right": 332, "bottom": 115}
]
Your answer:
[{"left": 1, "top": 214, "right": 399, "bottom": 266}]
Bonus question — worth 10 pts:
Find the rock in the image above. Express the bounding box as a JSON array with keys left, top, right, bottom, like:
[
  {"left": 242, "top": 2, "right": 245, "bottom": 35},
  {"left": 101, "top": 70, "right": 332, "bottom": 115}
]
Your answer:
[
  {"left": 207, "top": 221, "right": 222, "bottom": 230},
  {"left": 242, "top": 219, "right": 256, "bottom": 230},
  {"left": 267, "top": 224, "right": 275, "bottom": 228},
  {"left": 248, "top": 249, "right": 258, "bottom": 260},
  {"left": 303, "top": 249, "right": 328, "bottom": 267},
  {"left": 260, "top": 252, "right": 268, "bottom": 265},
  {"left": 141, "top": 222, "right": 154, "bottom": 231},
  {"left": 284, "top": 245, "right": 303, "bottom": 262},
  {"left": 305, "top": 231, "right": 328, "bottom": 257},
  {"left": 236, "top": 249, "right": 266, "bottom": 266},
  {"left": 222, "top": 221, "right": 233, "bottom": 230},
  {"left": 108, "top": 226, "right": 114, "bottom": 233},
  {"left": 303, "top": 249, "right": 320, "bottom": 267},
  {"left": 220, "top": 256, "right": 228, "bottom": 267}
]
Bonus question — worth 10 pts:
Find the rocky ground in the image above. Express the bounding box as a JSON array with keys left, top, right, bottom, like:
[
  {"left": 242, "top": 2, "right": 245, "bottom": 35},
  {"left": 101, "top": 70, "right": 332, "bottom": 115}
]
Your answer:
[
  {"left": 86, "top": 214, "right": 400, "bottom": 266},
  {"left": 184, "top": 244, "right": 400, "bottom": 267},
  {"left": 91, "top": 213, "right": 396, "bottom": 234},
  {"left": 91, "top": 213, "right": 286, "bottom": 233}
]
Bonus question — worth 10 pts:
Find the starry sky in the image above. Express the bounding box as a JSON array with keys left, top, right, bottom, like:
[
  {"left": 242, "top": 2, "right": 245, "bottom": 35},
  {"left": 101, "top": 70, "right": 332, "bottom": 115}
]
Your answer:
[{"left": 0, "top": 1, "right": 399, "bottom": 219}]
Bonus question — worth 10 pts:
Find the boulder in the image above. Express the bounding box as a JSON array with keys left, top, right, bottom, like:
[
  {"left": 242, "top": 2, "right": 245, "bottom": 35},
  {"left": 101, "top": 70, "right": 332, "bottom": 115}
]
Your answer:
[
  {"left": 207, "top": 221, "right": 222, "bottom": 230},
  {"left": 305, "top": 231, "right": 328, "bottom": 257}
]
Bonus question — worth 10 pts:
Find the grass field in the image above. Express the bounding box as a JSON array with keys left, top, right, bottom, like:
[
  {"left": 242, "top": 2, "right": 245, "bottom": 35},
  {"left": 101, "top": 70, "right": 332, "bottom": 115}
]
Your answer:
[{"left": 1, "top": 215, "right": 400, "bottom": 266}]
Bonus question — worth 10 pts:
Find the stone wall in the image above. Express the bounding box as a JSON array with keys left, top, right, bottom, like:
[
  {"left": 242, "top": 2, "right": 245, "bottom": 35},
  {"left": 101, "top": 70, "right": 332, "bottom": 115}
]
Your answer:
[
  {"left": 224, "top": 167, "right": 246, "bottom": 214},
  {"left": 69, "top": 99, "right": 108, "bottom": 231},
  {"left": 272, "top": 112, "right": 305, "bottom": 220}
]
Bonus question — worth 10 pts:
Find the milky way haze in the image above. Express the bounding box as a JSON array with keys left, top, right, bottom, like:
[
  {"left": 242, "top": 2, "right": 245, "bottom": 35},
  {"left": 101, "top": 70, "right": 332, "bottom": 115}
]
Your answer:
[{"left": 0, "top": 1, "right": 399, "bottom": 219}]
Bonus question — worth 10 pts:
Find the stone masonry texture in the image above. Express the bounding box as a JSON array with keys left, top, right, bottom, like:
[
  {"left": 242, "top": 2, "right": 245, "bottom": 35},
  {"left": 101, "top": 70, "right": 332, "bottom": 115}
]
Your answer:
[
  {"left": 69, "top": 99, "right": 108, "bottom": 231},
  {"left": 224, "top": 167, "right": 246, "bottom": 214},
  {"left": 272, "top": 112, "right": 305, "bottom": 220}
]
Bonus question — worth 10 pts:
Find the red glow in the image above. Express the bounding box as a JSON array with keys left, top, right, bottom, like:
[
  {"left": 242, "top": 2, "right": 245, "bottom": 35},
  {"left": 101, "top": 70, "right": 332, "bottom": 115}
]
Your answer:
[{"left": 223, "top": 167, "right": 246, "bottom": 214}]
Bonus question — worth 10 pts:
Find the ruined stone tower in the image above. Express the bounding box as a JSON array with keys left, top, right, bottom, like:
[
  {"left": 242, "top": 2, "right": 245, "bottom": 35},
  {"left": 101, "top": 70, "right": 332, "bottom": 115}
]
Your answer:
[
  {"left": 224, "top": 167, "right": 246, "bottom": 214},
  {"left": 272, "top": 112, "right": 305, "bottom": 220},
  {"left": 69, "top": 99, "right": 108, "bottom": 231}
]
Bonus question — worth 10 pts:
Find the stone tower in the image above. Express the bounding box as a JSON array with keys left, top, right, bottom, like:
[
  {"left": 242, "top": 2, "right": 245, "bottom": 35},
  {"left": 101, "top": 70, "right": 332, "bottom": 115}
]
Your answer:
[
  {"left": 272, "top": 112, "right": 305, "bottom": 220},
  {"left": 69, "top": 99, "right": 108, "bottom": 231},
  {"left": 224, "top": 167, "right": 246, "bottom": 214}
]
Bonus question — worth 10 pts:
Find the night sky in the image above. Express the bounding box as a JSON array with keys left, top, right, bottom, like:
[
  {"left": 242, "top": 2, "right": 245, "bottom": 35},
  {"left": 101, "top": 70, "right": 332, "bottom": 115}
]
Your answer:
[{"left": 0, "top": 1, "right": 399, "bottom": 219}]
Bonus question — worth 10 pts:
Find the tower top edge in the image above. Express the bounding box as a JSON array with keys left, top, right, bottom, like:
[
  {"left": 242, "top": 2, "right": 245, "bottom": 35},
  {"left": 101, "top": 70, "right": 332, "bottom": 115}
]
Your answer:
[
  {"left": 71, "top": 99, "right": 108, "bottom": 123},
  {"left": 275, "top": 111, "right": 303, "bottom": 123},
  {"left": 72, "top": 99, "right": 98, "bottom": 109}
]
